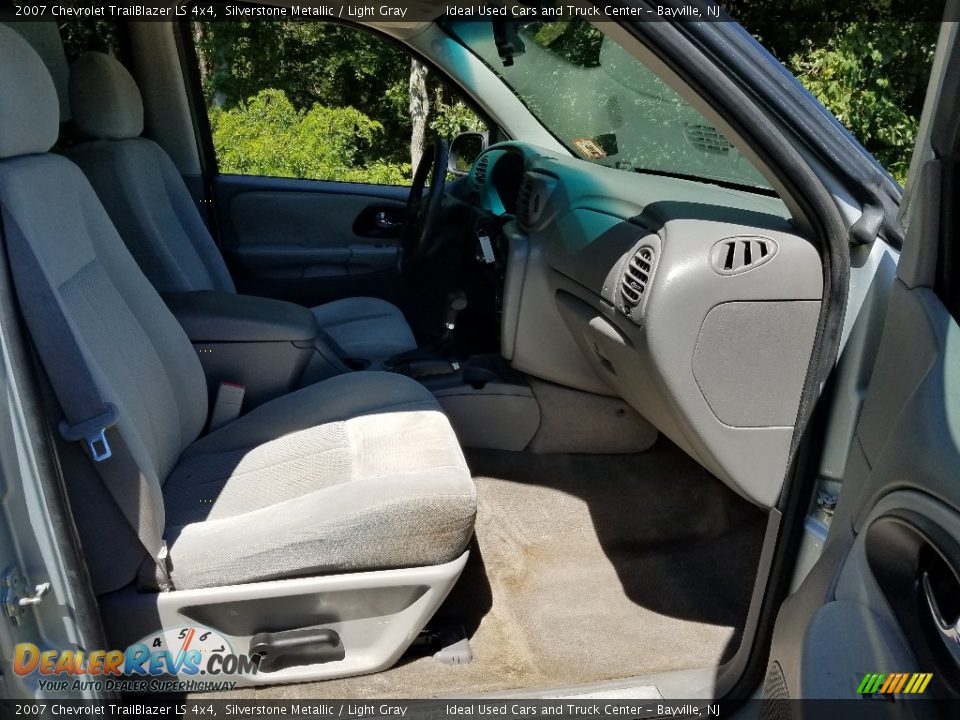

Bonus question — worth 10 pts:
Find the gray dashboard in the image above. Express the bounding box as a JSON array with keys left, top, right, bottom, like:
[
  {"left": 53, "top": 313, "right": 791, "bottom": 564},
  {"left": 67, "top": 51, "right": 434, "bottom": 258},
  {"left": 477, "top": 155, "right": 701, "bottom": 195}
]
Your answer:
[{"left": 472, "top": 142, "right": 823, "bottom": 508}]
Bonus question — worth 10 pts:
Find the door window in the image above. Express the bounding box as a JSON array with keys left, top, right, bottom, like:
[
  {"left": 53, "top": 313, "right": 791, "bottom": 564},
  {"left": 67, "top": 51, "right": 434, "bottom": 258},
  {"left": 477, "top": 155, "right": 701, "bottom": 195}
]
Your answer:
[{"left": 192, "top": 21, "right": 487, "bottom": 186}]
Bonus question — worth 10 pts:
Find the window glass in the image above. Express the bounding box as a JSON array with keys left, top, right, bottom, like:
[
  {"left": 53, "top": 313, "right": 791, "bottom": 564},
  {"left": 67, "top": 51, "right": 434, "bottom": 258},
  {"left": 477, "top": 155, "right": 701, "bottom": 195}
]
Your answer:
[
  {"left": 58, "top": 19, "right": 123, "bottom": 62},
  {"left": 193, "top": 21, "right": 487, "bottom": 186},
  {"left": 444, "top": 19, "right": 771, "bottom": 190}
]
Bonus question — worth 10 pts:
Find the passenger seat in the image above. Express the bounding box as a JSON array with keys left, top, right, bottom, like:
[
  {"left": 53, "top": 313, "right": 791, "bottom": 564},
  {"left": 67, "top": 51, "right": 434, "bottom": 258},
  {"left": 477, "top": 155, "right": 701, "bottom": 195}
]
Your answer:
[
  {"left": 66, "top": 51, "right": 418, "bottom": 365},
  {"left": 0, "top": 27, "right": 475, "bottom": 676}
]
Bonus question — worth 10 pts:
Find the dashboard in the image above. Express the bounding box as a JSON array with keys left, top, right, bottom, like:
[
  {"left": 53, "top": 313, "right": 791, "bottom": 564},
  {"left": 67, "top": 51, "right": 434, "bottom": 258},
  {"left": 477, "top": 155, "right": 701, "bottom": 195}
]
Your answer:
[{"left": 458, "top": 141, "right": 823, "bottom": 509}]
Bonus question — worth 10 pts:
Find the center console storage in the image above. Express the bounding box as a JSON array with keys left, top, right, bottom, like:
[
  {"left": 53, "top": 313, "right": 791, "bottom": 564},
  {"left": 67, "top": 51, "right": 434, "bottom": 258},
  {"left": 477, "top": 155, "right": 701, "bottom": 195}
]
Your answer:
[{"left": 164, "top": 291, "right": 346, "bottom": 412}]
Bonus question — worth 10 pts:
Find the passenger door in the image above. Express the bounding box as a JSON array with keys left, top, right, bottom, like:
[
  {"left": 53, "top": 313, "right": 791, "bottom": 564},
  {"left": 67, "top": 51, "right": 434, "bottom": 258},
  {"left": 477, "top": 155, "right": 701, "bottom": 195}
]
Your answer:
[
  {"left": 764, "top": 21, "right": 960, "bottom": 710},
  {"left": 188, "top": 20, "right": 486, "bottom": 307}
]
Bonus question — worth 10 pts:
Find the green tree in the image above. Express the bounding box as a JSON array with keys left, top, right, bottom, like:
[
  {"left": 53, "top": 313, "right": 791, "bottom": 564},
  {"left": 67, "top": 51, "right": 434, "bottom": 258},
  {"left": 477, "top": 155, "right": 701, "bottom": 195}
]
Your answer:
[
  {"left": 193, "top": 20, "right": 485, "bottom": 182},
  {"left": 208, "top": 89, "right": 410, "bottom": 184},
  {"left": 733, "top": 0, "right": 941, "bottom": 186},
  {"left": 784, "top": 23, "right": 936, "bottom": 183}
]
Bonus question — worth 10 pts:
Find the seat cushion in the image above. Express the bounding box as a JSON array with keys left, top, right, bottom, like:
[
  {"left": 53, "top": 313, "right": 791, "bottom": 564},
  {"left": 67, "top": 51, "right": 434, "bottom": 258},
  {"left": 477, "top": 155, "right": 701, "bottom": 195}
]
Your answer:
[
  {"left": 162, "top": 372, "right": 475, "bottom": 590},
  {"left": 311, "top": 297, "right": 417, "bottom": 363}
]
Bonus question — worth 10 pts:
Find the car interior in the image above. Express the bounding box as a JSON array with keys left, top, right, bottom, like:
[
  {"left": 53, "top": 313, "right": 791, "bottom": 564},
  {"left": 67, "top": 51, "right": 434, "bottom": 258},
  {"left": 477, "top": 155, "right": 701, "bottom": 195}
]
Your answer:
[{"left": 0, "top": 15, "right": 829, "bottom": 699}]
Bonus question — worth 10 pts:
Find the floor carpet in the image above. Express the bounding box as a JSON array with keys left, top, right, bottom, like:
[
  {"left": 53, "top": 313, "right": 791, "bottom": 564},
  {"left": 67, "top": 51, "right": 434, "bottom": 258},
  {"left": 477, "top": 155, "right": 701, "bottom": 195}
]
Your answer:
[{"left": 214, "top": 440, "right": 767, "bottom": 698}]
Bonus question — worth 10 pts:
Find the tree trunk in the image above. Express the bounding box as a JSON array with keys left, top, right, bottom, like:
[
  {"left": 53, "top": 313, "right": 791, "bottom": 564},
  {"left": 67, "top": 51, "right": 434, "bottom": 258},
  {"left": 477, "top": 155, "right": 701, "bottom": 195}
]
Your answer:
[
  {"left": 192, "top": 23, "right": 210, "bottom": 80},
  {"left": 409, "top": 59, "right": 430, "bottom": 175}
]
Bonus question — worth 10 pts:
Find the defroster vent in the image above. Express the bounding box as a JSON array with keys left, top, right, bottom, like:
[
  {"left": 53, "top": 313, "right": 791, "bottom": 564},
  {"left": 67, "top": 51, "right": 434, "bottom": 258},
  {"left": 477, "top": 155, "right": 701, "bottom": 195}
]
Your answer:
[
  {"left": 712, "top": 237, "right": 777, "bottom": 275},
  {"left": 685, "top": 123, "right": 733, "bottom": 155}
]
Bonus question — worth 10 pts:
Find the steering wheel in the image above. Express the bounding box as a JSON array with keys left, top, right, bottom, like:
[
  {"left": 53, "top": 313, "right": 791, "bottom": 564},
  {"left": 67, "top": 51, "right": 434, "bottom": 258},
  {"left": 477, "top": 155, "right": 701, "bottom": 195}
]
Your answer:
[{"left": 399, "top": 138, "right": 448, "bottom": 274}]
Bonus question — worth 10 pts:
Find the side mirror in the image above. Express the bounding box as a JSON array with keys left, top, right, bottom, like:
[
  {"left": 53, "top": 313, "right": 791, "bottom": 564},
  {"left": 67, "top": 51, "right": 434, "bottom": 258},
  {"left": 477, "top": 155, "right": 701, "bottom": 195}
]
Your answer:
[{"left": 448, "top": 132, "right": 488, "bottom": 176}]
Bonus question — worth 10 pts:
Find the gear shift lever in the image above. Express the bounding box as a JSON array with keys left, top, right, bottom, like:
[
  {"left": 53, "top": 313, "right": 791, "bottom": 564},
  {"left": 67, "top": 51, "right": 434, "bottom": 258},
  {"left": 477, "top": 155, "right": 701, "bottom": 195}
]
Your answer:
[
  {"left": 383, "top": 290, "right": 467, "bottom": 375},
  {"left": 444, "top": 290, "right": 469, "bottom": 337}
]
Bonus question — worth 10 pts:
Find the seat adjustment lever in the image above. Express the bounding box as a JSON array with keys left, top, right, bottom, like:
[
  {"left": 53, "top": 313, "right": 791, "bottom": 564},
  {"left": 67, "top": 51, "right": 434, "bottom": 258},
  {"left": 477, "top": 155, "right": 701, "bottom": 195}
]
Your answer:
[{"left": 250, "top": 627, "right": 345, "bottom": 673}]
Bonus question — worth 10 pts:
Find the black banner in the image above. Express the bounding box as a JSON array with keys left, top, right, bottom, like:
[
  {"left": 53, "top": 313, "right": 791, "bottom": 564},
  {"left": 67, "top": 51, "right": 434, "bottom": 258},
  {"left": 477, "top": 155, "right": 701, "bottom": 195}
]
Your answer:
[
  {"left": 0, "top": 699, "right": 956, "bottom": 720},
  {"left": 0, "top": 1, "right": 952, "bottom": 24}
]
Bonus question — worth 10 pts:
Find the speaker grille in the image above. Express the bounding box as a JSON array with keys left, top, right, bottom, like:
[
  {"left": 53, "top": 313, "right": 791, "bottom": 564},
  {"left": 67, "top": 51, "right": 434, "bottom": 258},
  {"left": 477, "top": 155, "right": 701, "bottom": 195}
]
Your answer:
[{"left": 759, "top": 661, "right": 792, "bottom": 720}]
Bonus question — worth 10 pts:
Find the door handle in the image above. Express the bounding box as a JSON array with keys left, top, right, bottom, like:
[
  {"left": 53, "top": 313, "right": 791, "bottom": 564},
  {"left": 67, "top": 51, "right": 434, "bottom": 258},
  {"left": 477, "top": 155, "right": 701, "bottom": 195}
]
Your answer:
[
  {"left": 923, "top": 570, "right": 960, "bottom": 666},
  {"left": 374, "top": 211, "right": 402, "bottom": 230}
]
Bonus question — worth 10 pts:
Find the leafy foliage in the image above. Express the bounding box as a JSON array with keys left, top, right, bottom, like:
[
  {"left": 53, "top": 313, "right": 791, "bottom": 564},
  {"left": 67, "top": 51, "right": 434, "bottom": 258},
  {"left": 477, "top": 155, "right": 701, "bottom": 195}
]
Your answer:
[
  {"left": 56, "top": 19, "right": 121, "bottom": 62},
  {"left": 783, "top": 23, "right": 937, "bottom": 183},
  {"left": 208, "top": 89, "right": 410, "bottom": 184},
  {"left": 531, "top": 21, "right": 604, "bottom": 67},
  {"left": 194, "top": 21, "right": 485, "bottom": 184},
  {"left": 735, "top": 2, "right": 940, "bottom": 186}
]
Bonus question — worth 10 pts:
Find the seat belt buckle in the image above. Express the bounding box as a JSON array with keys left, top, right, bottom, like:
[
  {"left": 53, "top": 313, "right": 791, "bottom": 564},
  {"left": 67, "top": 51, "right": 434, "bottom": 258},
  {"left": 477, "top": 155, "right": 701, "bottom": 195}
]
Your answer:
[
  {"left": 137, "top": 540, "right": 173, "bottom": 593},
  {"left": 58, "top": 402, "right": 120, "bottom": 463},
  {"left": 208, "top": 382, "right": 245, "bottom": 432},
  {"left": 156, "top": 541, "right": 172, "bottom": 592}
]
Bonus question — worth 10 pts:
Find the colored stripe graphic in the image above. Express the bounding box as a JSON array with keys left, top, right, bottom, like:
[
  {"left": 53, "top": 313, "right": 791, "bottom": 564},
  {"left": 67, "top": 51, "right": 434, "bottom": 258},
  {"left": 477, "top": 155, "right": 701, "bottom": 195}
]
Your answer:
[
  {"left": 858, "top": 672, "right": 932, "bottom": 695},
  {"left": 858, "top": 673, "right": 881, "bottom": 693},
  {"left": 879, "top": 674, "right": 896, "bottom": 693}
]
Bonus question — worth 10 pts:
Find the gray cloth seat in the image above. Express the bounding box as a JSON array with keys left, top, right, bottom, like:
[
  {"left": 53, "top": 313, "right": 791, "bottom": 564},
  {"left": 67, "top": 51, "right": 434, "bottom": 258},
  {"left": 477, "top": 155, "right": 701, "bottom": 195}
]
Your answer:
[
  {"left": 163, "top": 372, "right": 476, "bottom": 590},
  {"left": 0, "top": 26, "right": 475, "bottom": 595},
  {"left": 66, "top": 51, "right": 417, "bottom": 364}
]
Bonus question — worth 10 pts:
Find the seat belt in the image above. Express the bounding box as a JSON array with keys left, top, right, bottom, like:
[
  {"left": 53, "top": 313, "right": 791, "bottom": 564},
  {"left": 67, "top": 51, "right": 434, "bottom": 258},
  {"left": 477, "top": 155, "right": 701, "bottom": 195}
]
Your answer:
[{"left": 0, "top": 206, "right": 172, "bottom": 592}]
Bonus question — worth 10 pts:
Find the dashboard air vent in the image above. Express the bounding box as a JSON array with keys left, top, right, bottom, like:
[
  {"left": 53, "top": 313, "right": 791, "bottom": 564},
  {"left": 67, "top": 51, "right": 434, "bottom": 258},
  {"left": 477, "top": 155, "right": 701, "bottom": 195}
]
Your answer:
[
  {"left": 686, "top": 124, "right": 732, "bottom": 155},
  {"left": 474, "top": 156, "right": 489, "bottom": 186},
  {"left": 711, "top": 237, "right": 778, "bottom": 275},
  {"left": 620, "top": 245, "right": 655, "bottom": 313}
]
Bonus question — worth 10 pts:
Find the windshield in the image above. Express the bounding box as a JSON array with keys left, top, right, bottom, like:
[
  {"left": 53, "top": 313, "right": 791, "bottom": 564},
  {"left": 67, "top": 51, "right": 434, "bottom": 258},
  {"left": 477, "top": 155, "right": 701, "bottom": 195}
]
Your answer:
[{"left": 443, "top": 19, "right": 772, "bottom": 191}]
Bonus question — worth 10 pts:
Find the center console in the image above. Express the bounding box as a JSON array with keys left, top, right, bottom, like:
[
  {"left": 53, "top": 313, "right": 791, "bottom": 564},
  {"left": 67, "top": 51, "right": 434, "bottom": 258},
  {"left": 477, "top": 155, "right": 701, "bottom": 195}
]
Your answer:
[
  {"left": 164, "top": 291, "right": 347, "bottom": 411},
  {"left": 167, "top": 289, "right": 542, "bottom": 452}
]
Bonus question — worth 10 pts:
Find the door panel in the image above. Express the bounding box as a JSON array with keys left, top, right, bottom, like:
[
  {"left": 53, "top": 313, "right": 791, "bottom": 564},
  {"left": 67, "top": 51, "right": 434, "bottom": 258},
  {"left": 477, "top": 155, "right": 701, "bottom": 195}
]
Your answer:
[
  {"left": 214, "top": 174, "right": 408, "bottom": 306},
  {"left": 766, "top": 281, "right": 960, "bottom": 707},
  {"left": 763, "top": 17, "right": 960, "bottom": 711}
]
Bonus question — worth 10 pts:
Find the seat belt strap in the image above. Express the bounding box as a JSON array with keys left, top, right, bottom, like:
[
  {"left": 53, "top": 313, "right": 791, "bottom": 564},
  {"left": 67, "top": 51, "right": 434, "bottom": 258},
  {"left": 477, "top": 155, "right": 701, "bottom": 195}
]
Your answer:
[{"left": 0, "top": 206, "right": 172, "bottom": 592}]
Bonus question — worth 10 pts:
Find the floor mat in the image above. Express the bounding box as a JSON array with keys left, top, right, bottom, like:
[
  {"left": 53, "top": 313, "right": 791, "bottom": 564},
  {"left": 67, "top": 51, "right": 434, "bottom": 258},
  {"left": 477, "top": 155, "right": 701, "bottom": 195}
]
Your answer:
[{"left": 230, "top": 441, "right": 767, "bottom": 699}]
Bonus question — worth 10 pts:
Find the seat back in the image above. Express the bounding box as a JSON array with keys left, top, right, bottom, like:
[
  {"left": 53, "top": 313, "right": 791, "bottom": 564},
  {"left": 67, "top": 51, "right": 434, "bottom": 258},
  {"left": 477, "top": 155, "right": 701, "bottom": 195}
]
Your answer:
[
  {"left": 67, "top": 52, "right": 235, "bottom": 295},
  {"left": 0, "top": 26, "right": 209, "bottom": 592}
]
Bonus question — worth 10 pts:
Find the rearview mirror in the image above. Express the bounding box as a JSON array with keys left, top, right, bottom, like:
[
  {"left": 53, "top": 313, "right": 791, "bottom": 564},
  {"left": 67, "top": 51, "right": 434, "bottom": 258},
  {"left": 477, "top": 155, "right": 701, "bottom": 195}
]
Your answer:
[{"left": 448, "top": 132, "right": 488, "bottom": 176}]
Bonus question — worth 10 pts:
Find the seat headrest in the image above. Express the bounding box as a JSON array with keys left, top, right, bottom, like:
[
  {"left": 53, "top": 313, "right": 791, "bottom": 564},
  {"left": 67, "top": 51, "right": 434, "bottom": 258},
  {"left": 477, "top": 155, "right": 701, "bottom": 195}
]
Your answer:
[
  {"left": 2, "top": 22, "right": 72, "bottom": 122},
  {"left": 0, "top": 24, "right": 60, "bottom": 159},
  {"left": 69, "top": 52, "right": 144, "bottom": 140}
]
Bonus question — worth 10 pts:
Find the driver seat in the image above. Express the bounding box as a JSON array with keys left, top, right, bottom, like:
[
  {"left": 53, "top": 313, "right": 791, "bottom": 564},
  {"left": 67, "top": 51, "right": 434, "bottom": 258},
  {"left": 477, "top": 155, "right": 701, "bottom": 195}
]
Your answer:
[{"left": 66, "top": 52, "right": 417, "bottom": 365}]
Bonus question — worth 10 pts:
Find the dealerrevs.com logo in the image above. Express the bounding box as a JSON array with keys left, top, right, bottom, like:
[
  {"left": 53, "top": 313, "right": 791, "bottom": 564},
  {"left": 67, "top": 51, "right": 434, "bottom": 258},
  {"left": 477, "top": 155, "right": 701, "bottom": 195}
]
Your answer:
[
  {"left": 13, "top": 626, "right": 259, "bottom": 692},
  {"left": 858, "top": 672, "right": 934, "bottom": 697}
]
